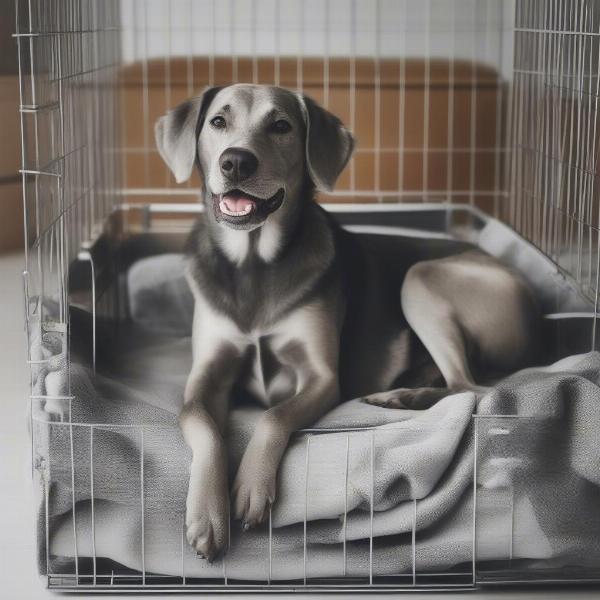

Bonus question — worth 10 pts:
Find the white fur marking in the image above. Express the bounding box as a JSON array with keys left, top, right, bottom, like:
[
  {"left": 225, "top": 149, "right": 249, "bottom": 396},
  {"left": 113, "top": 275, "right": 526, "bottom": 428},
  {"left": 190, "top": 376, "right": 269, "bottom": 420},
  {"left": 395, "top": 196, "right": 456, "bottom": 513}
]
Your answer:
[
  {"left": 185, "top": 265, "right": 247, "bottom": 359},
  {"left": 257, "top": 220, "right": 282, "bottom": 263},
  {"left": 217, "top": 227, "right": 250, "bottom": 265}
]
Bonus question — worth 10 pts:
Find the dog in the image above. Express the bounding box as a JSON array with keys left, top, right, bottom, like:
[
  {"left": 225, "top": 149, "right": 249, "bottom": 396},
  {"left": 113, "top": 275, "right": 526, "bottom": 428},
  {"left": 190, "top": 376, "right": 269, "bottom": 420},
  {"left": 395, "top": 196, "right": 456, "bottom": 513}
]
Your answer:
[{"left": 154, "top": 84, "right": 540, "bottom": 561}]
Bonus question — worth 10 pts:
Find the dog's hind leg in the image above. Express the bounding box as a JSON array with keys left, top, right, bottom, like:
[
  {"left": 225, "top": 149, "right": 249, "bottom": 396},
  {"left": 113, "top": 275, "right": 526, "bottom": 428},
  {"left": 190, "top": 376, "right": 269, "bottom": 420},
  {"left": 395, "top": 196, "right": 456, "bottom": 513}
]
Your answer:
[
  {"left": 361, "top": 313, "right": 485, "bottom": 409},
  {"left": 364, "top": 252, "right": 539, "bottom": 410},
  {"left": 362, "top": 385, "right": 459, "bottom": 409},
  {"left": 361, "top": 353, "right": 456, "bottom": 409}
]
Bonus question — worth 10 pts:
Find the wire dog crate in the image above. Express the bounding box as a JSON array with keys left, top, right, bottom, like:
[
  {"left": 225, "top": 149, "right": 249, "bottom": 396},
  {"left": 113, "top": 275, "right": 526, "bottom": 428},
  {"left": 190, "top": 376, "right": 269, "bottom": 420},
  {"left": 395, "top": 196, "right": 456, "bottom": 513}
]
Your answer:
[{"left": 16, "top": 0, "right": 600, "bottom": 592}]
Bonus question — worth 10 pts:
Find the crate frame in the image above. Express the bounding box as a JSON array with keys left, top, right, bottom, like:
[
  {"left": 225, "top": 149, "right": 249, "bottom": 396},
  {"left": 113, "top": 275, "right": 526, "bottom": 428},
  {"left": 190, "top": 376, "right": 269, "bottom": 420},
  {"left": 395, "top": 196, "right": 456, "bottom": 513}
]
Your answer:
[{"left": 15, "top": 0, "right": 600, "bottom": 592}]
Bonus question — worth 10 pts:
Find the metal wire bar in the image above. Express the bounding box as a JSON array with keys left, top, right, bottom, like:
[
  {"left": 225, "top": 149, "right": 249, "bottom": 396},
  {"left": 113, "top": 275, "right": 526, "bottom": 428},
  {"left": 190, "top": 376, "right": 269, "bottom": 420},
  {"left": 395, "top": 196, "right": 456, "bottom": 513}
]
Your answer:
[
  {"left": 77, "top": 250, "right": 96, "bottom": 373},
  {"left": 510, "top": 485, "right": 515, "bottom": 561},
  {"left": 46, "top": 579, "right": 482, "bottom": 591},
  {"left": 374, "top": 0, "right": 381, "bottom": 200},
  {"left": 164, "top": 0, "right": 172, "bottom": 188},
  {"left": 297, "top": 1, "right": 304, "bottom": 93},
  {"left": 472, "top": 418, "right": 478, "bottom": 585},
  {"left": 231, "top": 0, "right": 238, "bottom": 83},
  {"left": 251, "top": 0, "right": 257, "bottom": 84},
  {"left": 268, "top": 505, "right": 272, "bottom": 583},
  {"left": 412, "top": 498, "right": 417, "bottom": 585},
  {"left": 140, "top": 428, "right": 146, "bottom": 585},
  {"left": 120, "top": 145, "right": 510, "bottom": 155},
  {"left": 342, "top": 434, "right": 349, "bottom": 577},
  {"left": 223, "top": 503, "right": 229, "bottom": 585},
  {"left": 469, "top": 2, "right": 479, "bottom": 206},
  {"left": 303, "top": 435, "right": 310, "bottom": 585},
  {"left": 45, "top": 464, "right": 50, "bottom": 583},
  {"left": 491, "top": 0, "right": 505, "bottom": 219},
  {"left": 397, "top": 0, "right": 407, "bottom": 194},
  {"left": 349, "top": 0, "right": 356, "bottom": 193},
  {"left": 446, "top": 3, "right": 456, "bottom": 203},
  {"left": 68, "top": 396, "right": 79, "bottom": 582},
  {"left": 369, "top": 431, "right": 374, "bottom": 584},
  {"left": 274, "top": 0, "right": 280, "bottom": 86},
  {"left": 181, "top": 513, "right": 186, "bottom": 585},
  {"left": 90, "top": 427, "right": 97, "bottom": 586},
  {"left": 422, "top": 0, "right": 431, "bottom": 198},
  {"left": 140, "top": 3, "right": 150, "bottom": 189}
]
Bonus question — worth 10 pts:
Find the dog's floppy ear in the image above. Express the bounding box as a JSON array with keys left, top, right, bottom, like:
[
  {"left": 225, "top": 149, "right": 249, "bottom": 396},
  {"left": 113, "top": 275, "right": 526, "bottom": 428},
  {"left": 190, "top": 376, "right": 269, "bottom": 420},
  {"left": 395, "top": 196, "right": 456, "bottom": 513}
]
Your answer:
[
  {"left": 296, "top": 94, "right": 355, "bottom": 192},
  {"left": 154, "top": 86, "right": 222, "bottom": 183}
]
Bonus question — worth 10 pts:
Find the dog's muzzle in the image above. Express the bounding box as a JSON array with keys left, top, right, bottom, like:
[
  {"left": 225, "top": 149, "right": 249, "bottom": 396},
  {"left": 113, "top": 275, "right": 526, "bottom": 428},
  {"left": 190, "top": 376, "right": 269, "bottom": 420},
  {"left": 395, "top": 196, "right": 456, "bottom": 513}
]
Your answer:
[{"left": 212, "top": 188, "right": 285, "bottom": 229}]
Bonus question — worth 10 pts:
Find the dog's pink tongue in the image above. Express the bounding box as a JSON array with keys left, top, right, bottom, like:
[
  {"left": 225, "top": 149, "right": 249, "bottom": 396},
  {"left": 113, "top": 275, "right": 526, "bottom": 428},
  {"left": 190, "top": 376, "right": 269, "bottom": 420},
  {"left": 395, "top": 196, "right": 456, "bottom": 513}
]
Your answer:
[{"left": 222, "top": 195, "right": 255, "bottom": 212}]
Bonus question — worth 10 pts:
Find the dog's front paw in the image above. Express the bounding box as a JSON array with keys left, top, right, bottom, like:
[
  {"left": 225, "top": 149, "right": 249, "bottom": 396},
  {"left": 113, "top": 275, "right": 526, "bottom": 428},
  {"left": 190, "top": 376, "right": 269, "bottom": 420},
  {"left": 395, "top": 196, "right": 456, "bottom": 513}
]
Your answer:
[
  {"left": 185, "top": 468, "right": 229, "bottom": 561},
  {"left": 232, "top": 463, "right": 276, "bottom": 531},
  {"left": 43, "top": 397, "right": 69, "bottom": 421},
  {"left": 186, "top": 510, "right": 228, "bottom": 562}
]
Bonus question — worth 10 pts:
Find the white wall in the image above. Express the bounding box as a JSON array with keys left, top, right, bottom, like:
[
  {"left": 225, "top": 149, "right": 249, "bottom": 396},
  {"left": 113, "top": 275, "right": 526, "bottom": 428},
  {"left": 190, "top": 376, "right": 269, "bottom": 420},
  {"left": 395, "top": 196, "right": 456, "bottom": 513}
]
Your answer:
[{"left": 120, "top": 0, "right": 515, "bottom": 77}]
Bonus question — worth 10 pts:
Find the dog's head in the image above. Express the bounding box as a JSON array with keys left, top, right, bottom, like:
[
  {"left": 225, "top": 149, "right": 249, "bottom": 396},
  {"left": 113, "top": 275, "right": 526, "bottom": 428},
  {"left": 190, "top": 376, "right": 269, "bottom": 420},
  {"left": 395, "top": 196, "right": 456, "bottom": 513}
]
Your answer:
[{"left": 155, "top": 84, "right": 354, "bottom": 231}]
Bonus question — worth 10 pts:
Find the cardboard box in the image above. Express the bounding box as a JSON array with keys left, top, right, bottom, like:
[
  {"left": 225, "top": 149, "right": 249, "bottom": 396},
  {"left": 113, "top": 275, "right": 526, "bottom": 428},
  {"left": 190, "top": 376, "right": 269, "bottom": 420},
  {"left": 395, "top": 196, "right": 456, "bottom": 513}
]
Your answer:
[{"left": 119, "top": 57, "right": 504, "bottom": 212}]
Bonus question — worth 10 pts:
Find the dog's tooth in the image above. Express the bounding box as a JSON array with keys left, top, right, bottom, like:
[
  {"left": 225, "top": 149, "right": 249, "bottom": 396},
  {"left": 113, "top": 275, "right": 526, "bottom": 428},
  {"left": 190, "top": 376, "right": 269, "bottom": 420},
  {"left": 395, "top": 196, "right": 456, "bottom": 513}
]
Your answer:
[
  {"left": 218, "top": 197, "right": 253, "bottom": 217},
  {"left": 220, "top": 199, "right": 234, "bottom": 216}
]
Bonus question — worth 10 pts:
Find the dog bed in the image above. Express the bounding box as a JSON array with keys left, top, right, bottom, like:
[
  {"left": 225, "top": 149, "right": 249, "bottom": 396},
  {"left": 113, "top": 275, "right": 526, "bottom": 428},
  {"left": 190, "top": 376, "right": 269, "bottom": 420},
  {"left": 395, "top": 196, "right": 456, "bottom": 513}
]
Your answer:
[{"left": 32, "top": 220, "right": 600, "bottom": 581}]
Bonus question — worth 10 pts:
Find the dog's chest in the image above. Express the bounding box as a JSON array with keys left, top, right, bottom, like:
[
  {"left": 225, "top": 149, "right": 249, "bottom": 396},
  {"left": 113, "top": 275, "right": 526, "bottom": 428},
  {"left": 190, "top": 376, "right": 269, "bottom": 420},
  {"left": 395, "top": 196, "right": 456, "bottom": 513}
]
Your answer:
[
  {"left": 192, "top": 254, "right": 321, "bottom": 333},
  {"left": 189, "top": 274, "right": 324, "bottom": 407},
  {"left": 241, "top": 335, "right": 299, "bottom": 406}
]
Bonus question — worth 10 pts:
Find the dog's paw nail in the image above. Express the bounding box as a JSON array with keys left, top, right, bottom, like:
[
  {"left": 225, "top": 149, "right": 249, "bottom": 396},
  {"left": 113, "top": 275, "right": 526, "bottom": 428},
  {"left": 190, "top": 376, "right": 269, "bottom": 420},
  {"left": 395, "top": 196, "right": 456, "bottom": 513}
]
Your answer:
[{"left": 196, "top": 552, "right": 205, "bottom": 559}]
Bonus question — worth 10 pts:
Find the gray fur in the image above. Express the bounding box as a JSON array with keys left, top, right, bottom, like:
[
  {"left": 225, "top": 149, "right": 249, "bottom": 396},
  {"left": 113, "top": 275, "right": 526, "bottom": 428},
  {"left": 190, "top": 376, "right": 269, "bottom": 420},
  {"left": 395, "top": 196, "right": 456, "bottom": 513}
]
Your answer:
[
  {"left": 154, "top": 84, "right": 541, "bottom": 561},
  {"left": 185, "top": 188, "right": 337, "bottom": 332}
]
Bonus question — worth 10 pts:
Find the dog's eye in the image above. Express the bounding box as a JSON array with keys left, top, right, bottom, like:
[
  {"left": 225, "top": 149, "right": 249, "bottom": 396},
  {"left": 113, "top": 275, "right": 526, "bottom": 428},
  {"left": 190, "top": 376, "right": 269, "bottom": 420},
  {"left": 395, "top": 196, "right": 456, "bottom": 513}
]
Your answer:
[
  {"left": 271, "top": 119, "right": 292, "bottom": 134},
  {"left": 210, "top": 116, "right": 226, "bottom": 129}
]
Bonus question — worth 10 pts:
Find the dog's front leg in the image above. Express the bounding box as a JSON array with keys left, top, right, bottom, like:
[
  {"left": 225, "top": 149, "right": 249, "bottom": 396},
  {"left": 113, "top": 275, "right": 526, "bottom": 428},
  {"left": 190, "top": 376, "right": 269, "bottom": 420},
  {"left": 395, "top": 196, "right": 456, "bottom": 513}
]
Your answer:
[
  {"left": 232, "top": 370, "right": 338, "bottom": 529},
  {"left": 180, "top": 342, "right": 243, "bottom": 560},
  {"left": 232, "top": 303, "right": 342, "bottom": 530}
]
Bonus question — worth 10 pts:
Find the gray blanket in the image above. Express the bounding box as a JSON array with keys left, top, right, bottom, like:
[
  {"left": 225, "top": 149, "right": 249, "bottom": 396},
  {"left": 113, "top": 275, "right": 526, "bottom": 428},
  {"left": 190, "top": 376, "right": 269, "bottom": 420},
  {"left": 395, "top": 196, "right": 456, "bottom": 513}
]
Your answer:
[
  {"left": 32, "top": 237, "right": 600, "bottom": 581},
  {"left": 35, "top": 337, "right": 600, "bottom": 581}
]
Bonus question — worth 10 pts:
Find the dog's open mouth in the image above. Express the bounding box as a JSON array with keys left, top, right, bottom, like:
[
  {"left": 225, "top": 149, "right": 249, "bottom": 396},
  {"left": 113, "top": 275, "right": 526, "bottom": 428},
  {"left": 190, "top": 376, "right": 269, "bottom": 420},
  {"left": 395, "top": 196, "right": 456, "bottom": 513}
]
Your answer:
[
  {"left": 213, "top": 188, "right": 285, "bottom": 227},
  {"left": 219, "top": 194, "right": 256, "bottom": 217}
]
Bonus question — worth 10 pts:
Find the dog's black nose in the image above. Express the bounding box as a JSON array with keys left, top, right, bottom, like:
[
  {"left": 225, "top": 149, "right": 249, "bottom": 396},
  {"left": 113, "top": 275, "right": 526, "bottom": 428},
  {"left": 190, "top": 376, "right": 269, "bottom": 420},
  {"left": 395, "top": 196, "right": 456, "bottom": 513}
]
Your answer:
[{"left": 219, "top": 147, "right": 258, "bottom": 182}]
